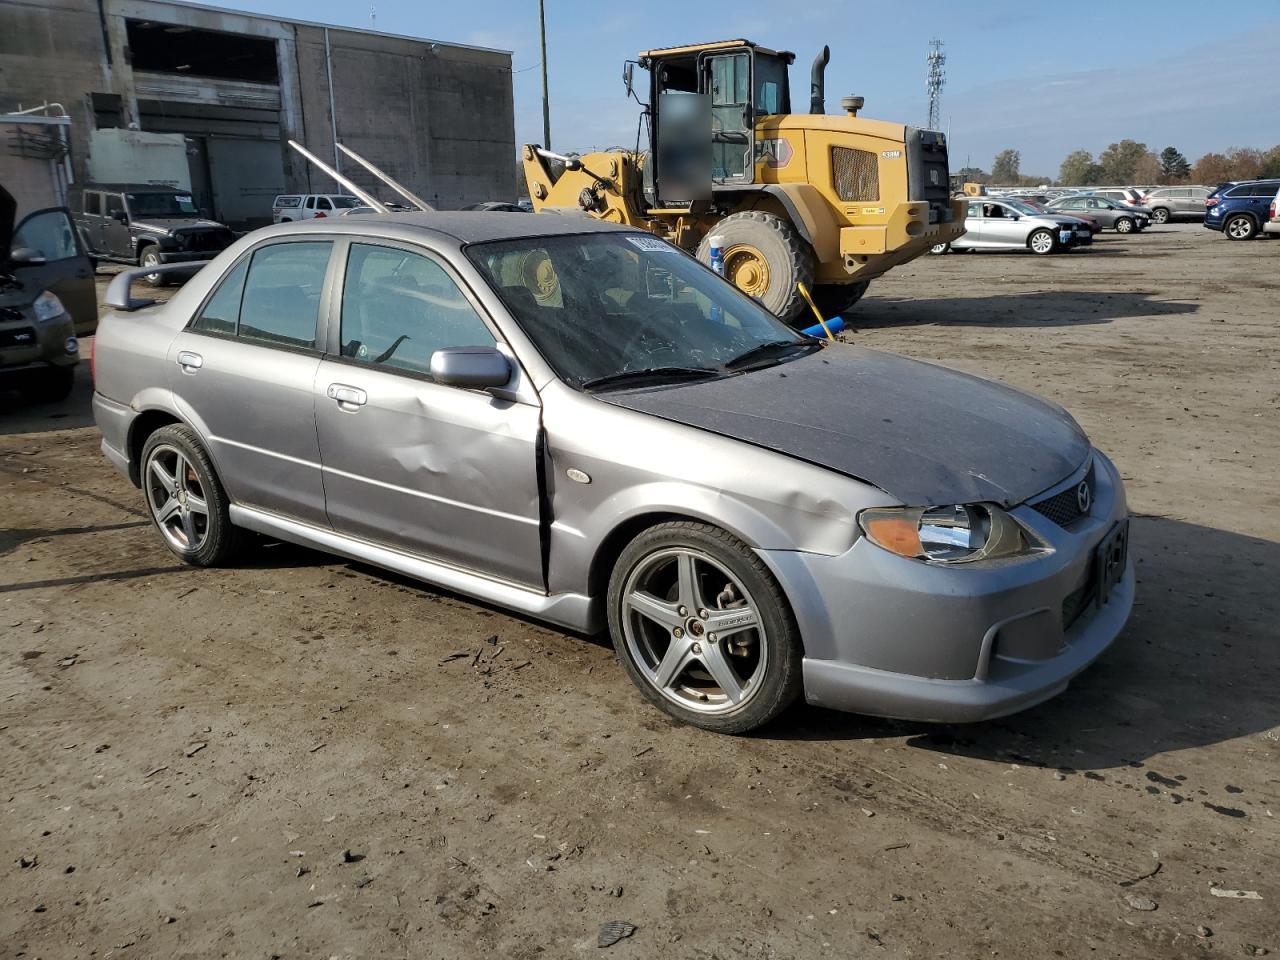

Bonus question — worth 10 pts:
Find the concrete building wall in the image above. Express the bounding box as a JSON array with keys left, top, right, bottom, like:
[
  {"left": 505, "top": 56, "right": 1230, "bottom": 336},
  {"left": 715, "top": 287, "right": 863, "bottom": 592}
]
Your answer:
[
  {"left": 0, "top": 0, "right": 516, "bottom": 218},
  {"left": 293, "top": 26, "right": 516, "bottom": 208}
]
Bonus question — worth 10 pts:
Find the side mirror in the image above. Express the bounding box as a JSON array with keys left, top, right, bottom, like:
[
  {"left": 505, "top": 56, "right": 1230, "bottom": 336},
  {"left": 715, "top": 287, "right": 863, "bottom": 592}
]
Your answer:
[
  {"left": 430, "top": 346, "right": 511, "bottom": 390},
  {"left": 623, "top": 62, "right": 634, "bottom": 98},
  {"left": 113, "top": 211, "right": 129, "bottom": 224},
  {"left": 9, "top": 246, "right": 46, "bottom": 265}
]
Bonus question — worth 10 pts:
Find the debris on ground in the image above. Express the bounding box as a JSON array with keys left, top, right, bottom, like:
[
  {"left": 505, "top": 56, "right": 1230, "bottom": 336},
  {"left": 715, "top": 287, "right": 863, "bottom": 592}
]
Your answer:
[
  {"left": 1210, "top": 887, "right": 1262, "bottom": 900},
  {"left": 1119, "top": 861, "right": 1162, "bottom": 886},
  {"left": 597, "top": 920, "right": 637, "bottom": 947},
  {"left": 184, "top": 741, "right": 207, "bottom": 757},
  {"left": 341, "top": 849, "right": 364, "bottom": 864},
  {"left": 1124, "top": 895, "right": 1158, "bottom": 912}
]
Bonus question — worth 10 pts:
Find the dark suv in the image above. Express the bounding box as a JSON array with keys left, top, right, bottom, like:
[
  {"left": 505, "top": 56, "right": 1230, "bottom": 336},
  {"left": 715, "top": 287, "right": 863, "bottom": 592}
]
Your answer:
[
  {"left": 1204, "top": 179, "right": 1280, "bottom": 240},
  {"left": 69, "top": 184, "right": 235, "bottom": 285}
]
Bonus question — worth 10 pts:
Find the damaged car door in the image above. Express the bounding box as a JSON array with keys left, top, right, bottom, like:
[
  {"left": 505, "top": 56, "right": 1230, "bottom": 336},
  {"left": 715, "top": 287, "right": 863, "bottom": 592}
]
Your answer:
[{"left": 313, "top": 240, "right": 544, "bottom": 588}]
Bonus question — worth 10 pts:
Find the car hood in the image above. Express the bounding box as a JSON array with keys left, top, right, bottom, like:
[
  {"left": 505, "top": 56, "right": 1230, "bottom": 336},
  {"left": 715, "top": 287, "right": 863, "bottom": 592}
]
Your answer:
[
  {"left": 133, "top": 218, "right": 228, "bottom": 235},
  {"left": 1035, "top": 214, "right": 1088, "bottom": 228},
  {"left": 601, "top": 344, "right": 1090, "bottom": 507}
]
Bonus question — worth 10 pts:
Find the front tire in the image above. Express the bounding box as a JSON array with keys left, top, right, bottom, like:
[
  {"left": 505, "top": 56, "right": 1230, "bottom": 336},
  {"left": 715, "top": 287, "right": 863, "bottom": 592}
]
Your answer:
[
  {"left": 1028, "top": 229, "right": 1056, "bottom": 255},
  {"left": 696, "top": 211, "right": 814, "bottom": 324},
  {"left": 1114, "top": 216, "right": 1135, "bottom": 234},
  {"left": 141, "top": 424, "right": 243, "bottom": 566},
  {"left": 139, "top": 245, "right": 168, "bottom": 287},
  {"left": 1225, "top": 215, "right": 1257, "bottom": 241},
  {"left": 809, "top": 281, "right": 870, "bottom": 319},
  {"left": 607, "top": 521, "right": 803, "bottom": 734},
  {"left": 1151, "top": 207, "right": 1170, "bottom": 224},
  {"left": 929, "top": 242, "right": 951, "bottom": 255}
]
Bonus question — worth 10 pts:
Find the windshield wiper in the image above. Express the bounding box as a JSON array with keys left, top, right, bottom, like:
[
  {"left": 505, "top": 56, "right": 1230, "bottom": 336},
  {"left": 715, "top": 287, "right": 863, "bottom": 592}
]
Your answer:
[
  {"left": 580, "top": 366, "right": 721, "bottom": 392},
  {"left": 724, "top": 339, "right": 816, "bottom": 370}
]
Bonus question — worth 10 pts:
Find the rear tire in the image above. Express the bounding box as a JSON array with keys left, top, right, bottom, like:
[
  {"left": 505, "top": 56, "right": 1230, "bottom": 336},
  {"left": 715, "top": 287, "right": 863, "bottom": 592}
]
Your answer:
[
  {"left": 140, "top": 424, "right": 244, "bottom": 567},
  {"left": 809, "top": 281, "right": 870, "bottom": 319},
  {"left": 929, "top": 242, "right": 951, "bottom": 255},
  {"left": 1028, "top": 229, "right": 1056, "bottom": 255},
  {"left": 1225, "top": 215, "right": 1257, "bottom": 241},
  {"left": 140, "top": 245, "right": 168, "bottom": 287},
  {"left": 607, "top": 521, "right": 803, "bottom": 734},
  {"left": 1151, "top": 207, "right": 1170, "bottom": 224},
  {"left": 696, "top": 211, "right": 814, "bottom": 324},
  {"left": 1114, "top": 216, "right": 1135, "bottom": 234}
]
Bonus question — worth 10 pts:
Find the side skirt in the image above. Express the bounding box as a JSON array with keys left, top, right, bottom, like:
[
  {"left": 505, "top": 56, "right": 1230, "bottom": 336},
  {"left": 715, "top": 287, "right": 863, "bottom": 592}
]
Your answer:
[{"left": 229, "top": 504, "right": 597, "bottom": 633}]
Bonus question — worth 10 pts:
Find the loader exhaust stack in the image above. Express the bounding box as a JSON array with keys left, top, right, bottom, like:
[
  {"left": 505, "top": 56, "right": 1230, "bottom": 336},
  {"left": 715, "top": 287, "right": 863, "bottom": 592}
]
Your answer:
[{"left": 810, "top": 45, "right": 830, "bottom": 115}]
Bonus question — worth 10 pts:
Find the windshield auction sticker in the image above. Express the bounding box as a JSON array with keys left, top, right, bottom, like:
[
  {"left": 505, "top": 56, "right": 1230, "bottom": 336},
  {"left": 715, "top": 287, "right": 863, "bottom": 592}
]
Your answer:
[{"left": 626, "top": 236, "right": 676, "bottom": 253}]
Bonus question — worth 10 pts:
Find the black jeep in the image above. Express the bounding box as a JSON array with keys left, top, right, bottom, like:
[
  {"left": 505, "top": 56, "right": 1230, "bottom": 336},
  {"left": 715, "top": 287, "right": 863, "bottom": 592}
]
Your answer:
[{"left": 68, "top": 184, "right": 235, "bottom": 286}]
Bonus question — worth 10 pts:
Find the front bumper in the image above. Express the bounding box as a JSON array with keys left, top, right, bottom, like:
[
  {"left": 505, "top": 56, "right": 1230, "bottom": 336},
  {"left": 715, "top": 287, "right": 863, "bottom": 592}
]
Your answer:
[
  {"left": 156, "top": 250, "right": 214, "bottom": 265},
  {"left": 0, "top": 313, "right": 78, "bottom": 375},
  {"left": 762, "top": 450, "right": 1133, "bottom": 723}
]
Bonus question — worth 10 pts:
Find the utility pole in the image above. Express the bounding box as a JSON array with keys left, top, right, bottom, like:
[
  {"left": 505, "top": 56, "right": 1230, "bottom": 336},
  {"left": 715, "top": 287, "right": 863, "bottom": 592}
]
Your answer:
[
  {"left": 926, "top": 39, "right": 945, "bottom": 132},
  {"left": 539, "top": 0, "right": 551, "bottom": 149}
]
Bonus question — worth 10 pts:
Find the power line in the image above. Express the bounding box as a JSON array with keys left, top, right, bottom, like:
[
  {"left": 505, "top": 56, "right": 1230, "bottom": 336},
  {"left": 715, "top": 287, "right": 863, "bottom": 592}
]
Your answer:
[{"left": 926, "top": 38, "right": 945, "bottom": 132}]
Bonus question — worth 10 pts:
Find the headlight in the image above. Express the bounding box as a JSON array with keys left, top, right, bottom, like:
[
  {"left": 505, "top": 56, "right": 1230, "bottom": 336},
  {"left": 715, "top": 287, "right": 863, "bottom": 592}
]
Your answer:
[
  {"left": 32, "top": 290, "right": 66, "bottom": 323},
  {"left": 858, "top": 503, "right": 1035, "bottom": 564}
]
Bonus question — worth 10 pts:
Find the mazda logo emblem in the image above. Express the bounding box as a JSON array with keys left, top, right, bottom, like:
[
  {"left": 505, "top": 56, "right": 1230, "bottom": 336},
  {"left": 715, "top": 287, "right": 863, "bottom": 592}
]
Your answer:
[{"left": 1076, "top": 481, "right": 1092, "bottom": 513}]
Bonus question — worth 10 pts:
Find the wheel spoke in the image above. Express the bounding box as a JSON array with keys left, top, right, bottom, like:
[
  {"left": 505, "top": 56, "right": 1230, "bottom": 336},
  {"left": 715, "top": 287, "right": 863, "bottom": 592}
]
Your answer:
[
  {"left": 174, "top": 454, "right": 189, "bottom": 495},
  {"left": 180, "top": 508, "right": 199, "bottom": 547},
  {"left": 149, "top": 458, "right": 177, "bottom": 495},
  {"left": 699, "top": 644, "right": 745, "bottom": 704},
  {"left": 626, "top": 590, "right": 683, "bottom": 631},
  {"left": 675, "top": 551, "right": 702, "bottom": 612},
  {"left": 154, "top": 497, "right": 181, "bottom": 524},
  {"left": 652, "top": 637, "right": 694, "bottom": 689},
  {"left": 705, "top": 604, "right": 760, "bottom": 639},
  {"left": 185, "top": 491, "right": 208, "bottom": 516}
]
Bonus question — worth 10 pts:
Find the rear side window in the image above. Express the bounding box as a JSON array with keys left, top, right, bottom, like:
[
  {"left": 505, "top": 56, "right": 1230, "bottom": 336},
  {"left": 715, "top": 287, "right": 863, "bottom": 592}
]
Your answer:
[
  {"left": 339, "top": 243, "right": 494, "bottom": 377},
  {"left": 192, "top": 242, "right": 331, "bottom": 347},
  {"left": 275, "top": 196, "right": 301, "bottom": 208},
  {"left": 84, "top": 192, "right": 102, "bottom": 215},
  {"left": 317, "top": 197, "right": 333, "bottom": 211}
]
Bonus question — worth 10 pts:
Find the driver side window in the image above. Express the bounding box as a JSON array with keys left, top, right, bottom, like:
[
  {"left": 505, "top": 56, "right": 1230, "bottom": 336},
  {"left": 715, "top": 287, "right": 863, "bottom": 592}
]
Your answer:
[
  {"left": 708, "top": 53, "right": 750, "bottom": 181},
  {"left": 340, "top": 243, "right": 494, "bottom": 377},
  {"left": 13, "top": 210, "right": 79, "bottom": 261}
]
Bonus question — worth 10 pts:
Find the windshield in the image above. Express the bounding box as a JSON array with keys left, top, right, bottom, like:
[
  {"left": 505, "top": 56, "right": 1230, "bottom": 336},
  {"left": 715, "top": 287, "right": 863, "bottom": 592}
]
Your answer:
[
  {"left": 466, "top": 233, "right": 809, "bottom": 390},
  {"left": 1002, "top": 199, "right": 1042, "bottom": 216},
  {"left": 331, "top": 196, "right": 362, "bottom": 209},
  {"left": 126, "top": 192, "right": 198, "bottom": 217}
]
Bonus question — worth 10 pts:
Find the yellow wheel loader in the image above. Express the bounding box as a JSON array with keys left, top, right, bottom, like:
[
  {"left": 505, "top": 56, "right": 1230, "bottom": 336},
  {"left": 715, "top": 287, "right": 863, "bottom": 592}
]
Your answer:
[{"left": 522, "top": 39, "right": 965, "bottom": 324}]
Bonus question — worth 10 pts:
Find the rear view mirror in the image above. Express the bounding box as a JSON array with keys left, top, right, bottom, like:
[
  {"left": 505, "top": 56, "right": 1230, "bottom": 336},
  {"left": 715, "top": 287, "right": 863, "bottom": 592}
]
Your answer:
[
  {"left": 9, "top": 246, "right": 46, "bottom": 265},
  {"left": 430, "top": 346, "right": 511, "bottom": 390},
  {"left": 623, "top": 62, "right": 634, "bottom": 98}
]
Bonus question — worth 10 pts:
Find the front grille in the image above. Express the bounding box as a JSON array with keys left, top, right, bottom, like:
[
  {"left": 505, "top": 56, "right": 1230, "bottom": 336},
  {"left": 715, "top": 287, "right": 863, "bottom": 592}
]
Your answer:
[
  {"left": 0, "top": 306, "right": 23, "bottom": 323},
  {"left": 1031, "top": 462, "right": 1095, "bottom": 527},
  {"left": 0, "top": 325, "right": 37, "bottom": 348},
  {"left": 832, "top": 147, "right": 879, "bottom": 202},
  {"left": 178, "top": 230, "right": 234, "bottom": 252}
]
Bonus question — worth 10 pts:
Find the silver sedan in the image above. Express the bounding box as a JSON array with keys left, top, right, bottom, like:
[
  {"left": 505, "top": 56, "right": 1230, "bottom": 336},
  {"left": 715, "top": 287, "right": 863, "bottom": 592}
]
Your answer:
[{"left": 92, "top": 214, "right": 1133, "bottom": 733}]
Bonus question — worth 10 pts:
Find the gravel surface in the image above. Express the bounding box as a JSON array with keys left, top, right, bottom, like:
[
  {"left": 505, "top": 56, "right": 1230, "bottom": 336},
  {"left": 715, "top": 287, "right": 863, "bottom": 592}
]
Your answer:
[{"left": 2, "top": 224, "right": 1277, "bottom": 958}]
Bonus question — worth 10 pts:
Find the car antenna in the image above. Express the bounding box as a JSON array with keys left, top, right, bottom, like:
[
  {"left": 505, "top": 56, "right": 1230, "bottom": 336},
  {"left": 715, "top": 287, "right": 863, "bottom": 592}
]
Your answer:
[
  {"left": 286, "top": 140, "right": 389, "bottom": 212},
  {"left": 336, "top": 143, "right": 435, "bottom": 212}
]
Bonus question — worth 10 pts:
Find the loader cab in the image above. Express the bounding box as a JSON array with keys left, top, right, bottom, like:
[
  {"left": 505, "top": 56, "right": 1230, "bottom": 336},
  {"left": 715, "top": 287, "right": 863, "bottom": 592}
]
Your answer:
[{"left": 639, "top": 40, "right": 794, "bottom": 203}]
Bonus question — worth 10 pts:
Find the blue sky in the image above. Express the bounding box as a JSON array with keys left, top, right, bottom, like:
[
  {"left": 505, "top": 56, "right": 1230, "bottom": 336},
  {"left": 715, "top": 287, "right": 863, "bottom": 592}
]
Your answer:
[{"left": 203, "top": 0, "right": 1280, "bottom": 174}]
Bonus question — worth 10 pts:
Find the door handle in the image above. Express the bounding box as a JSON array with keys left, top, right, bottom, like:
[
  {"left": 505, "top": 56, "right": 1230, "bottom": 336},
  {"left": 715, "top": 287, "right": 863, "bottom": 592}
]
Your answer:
[
  {"left": 176, "top": 350, "right": 203, "bottom": 373},
  {"left": 326, "top": 383, "right": 367, "bottom": 410}
]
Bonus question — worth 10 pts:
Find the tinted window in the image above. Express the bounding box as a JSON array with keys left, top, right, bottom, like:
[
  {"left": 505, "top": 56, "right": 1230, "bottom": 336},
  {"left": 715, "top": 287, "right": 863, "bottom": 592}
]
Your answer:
[
  {"left": 127, "top": 192, "right": 197, "bottom": 216},
  {"left": 192, "top": 257, "right": 249, "bottom": 335},
  {"left": 340, "top": 243, "right": 494, "bottom": 376},
  {"left": 237, "top": 242, "right": 332, "bottom": 349},
  {"left": 1254, "top": 181, "right": 1280, "bottom": 196},
  {"left": 305, "top": 197, "right": 316, "bottom": 209},
  {"left": 106, "top": 194, "right": 126, "bottom": 217},
  {"left": 1226, "top": 184, "right": 1253, "bottom": 197},
  {"left": 13, "top": 210, "right": 79, "bottom": 261},
  {"left": 331, "top": 196, "right": 361, "bottom": 209},
  {"left": 317, "top": 197, "right": 333, "bottom": 210},
  {"left": 84, "top": 192, "right": 102, "bottom": 216},
  {"left": 275, "top": 196, "right": 301, "bottom": 208}
]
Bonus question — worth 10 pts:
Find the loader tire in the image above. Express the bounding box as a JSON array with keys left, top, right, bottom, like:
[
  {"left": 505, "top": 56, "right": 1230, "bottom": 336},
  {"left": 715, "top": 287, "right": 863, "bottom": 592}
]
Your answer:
[
  {"left": 696, "top": 211, "right": 814, "bottom": 324},
  {"left": 810, "top": 281, "right": 870, "bottom": 320}
]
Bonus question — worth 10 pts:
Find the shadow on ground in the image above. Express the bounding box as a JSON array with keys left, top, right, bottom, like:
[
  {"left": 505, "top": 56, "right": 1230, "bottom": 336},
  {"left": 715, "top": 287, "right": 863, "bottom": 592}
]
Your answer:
[
  {"left": 766, "top": 516, "right": 1280, "bottom": 770},
  {"left": 857, "top": 290, "right": 1198, "bottom": 328}
]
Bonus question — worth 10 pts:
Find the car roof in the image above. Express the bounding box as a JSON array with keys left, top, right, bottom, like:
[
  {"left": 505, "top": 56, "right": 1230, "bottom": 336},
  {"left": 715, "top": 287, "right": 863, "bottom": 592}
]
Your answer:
[{"left": 253, "top": 211, "right": 640, "bottom": 245}]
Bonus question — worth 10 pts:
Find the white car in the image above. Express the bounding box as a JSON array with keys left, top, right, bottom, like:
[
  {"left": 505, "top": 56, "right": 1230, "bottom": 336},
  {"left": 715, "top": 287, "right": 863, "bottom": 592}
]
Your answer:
[
  {"left": 1264, "top": 186, "right": 1280, "bottom": 237},
  {"left": 932, "top": 199, "right": 1091, "bottom": 255},
  {"left": 271, "top": 194, "right": 363, "bottom": 223}
]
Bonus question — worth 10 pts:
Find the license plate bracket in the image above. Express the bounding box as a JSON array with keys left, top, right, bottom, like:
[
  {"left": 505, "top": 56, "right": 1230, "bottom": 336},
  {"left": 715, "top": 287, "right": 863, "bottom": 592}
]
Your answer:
[{"left": 1095, "top": 518, "right": 1129, "bottom": 607}]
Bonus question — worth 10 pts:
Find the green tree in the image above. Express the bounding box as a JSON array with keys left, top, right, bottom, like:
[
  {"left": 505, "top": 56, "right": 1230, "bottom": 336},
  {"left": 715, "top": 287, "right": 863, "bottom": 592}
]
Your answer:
[
  {"left": 1159, "top": 147, "right": 1190, "bottom": 181},
  {"left": 1098, "top": 139, "right": 1149, "bottom": 183},
  {"left": 990, "top": 149, "right": 1021, "bottom": 184},
  {"left": 1058, "top": 149, "right": 1099, "bottom": 186}
]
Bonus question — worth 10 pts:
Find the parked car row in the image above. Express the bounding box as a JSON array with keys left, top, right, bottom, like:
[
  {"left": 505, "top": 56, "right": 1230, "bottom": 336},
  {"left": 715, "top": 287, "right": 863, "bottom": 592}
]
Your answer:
[{"left": 930, "top": 195, "right": 1145, "bottom": 256}]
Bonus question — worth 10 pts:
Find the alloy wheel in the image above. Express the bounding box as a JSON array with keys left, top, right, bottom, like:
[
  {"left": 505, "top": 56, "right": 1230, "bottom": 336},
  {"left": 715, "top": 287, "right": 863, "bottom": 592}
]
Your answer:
[
  {"left": 620, "top": 547, "right": 768, "bottom": 714},
  {"left": 1030, "top": 231, "right": 1054, "bottom": 254},
  {"left": 142, "top": 251, "right": 161, "bottom": 283},
  {"left": 1226, "top": 217, "right": 1254, "bottom": 240},
  {"left": 1116, "top": 218, "right": 1134, "bottom": 233},
  {"left": 143, "top": 443, "right": 211, "bottom": 554},
  {"left": 1151, "top": 208, "right": 1169, "bottom": 224}
]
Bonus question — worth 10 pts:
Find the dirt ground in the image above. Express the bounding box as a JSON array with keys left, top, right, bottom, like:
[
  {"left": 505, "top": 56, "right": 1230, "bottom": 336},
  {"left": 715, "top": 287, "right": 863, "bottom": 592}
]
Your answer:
[{"left": 2, "top": 225, "right": 1277, "bottom": 959}]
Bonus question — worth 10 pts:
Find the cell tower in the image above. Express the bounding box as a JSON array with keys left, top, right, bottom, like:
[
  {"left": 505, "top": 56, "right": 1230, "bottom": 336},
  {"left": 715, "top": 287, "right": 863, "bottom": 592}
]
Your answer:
[{"left": 926, "top": 39, "right": 945, "bottom": 131}]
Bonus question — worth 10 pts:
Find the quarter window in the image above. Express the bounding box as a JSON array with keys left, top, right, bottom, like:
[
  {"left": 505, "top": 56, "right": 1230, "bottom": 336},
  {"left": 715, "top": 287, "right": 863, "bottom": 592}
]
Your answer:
[
  {"left": 339, "top": 243, "right": 494, "bottom": 377},
  {"left": 192, "top": 257, "right": 249, "bottom": 335}
]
